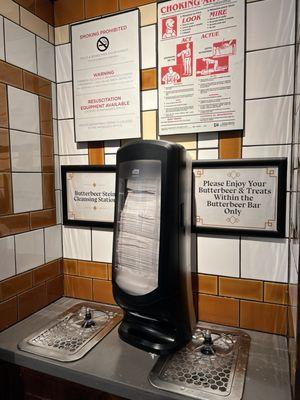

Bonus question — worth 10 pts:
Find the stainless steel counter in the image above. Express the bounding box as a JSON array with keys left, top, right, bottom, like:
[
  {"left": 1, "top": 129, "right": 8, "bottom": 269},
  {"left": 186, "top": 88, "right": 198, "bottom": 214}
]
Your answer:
[{"left": 0, "top": 297, "right": 292, "bottom": 400}]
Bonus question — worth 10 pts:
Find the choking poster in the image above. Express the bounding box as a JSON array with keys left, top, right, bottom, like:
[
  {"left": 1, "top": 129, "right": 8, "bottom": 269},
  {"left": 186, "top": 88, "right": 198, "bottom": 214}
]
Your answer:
[{"left": 158, "top": 0, "right": 245, "bottom": 135}]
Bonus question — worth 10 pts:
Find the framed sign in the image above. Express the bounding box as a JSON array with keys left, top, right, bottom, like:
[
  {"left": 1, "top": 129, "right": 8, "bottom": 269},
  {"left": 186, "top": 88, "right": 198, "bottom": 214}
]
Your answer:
[
  {"left": 62, "top": 165, "right": 116, "bottom": 228},
  {"left": 192, "top": 159, "right": 287, "bottom": 237},
  {"left": 71, "top": 9, "right": 141, "bottom": 142},
  {"left": 157, "top": 0, "right": 245, "bottom": 135}
]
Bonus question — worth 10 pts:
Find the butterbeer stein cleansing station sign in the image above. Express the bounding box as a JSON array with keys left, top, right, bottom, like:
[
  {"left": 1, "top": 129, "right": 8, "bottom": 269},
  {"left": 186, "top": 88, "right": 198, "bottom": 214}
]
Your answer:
[
  {"left": 158, "top": 0, "right": 245, "bottom": 135},
  {"left": 193, "top": 159, "right": 287, "bottom": 237}
]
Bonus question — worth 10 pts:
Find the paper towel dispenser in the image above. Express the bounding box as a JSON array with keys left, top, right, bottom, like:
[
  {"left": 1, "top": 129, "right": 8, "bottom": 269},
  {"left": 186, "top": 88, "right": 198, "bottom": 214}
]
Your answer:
[{"left": 112, "top": 140, "right": 195, "bottom": 355}]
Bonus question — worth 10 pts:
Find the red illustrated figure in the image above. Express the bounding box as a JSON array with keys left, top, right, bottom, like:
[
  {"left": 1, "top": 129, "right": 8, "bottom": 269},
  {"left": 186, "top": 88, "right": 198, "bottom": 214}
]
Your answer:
[
  {"left": 162, "top": 17, "right": 177, "bottom": 39},
  {"left": 213, "top": 39, "right": 237, "bottom": 57},
  {"left": 176, "top": 42, "right": 193, "bottom": 76},
  {"left": 196, "top": 56, "right": 229, "bottom": 76},
  {"left": 161, "top": 66, "right": 181, "bottom": 84}
]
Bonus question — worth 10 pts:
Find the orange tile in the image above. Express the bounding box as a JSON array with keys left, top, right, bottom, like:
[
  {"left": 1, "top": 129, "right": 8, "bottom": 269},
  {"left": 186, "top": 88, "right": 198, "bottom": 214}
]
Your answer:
[
  {"left": 63, "top": 258, "right": 78, "bottom": 275},
  {"left": 197, "top": 274, "right": 218, "bottom": 295},
  {"left": 240, "top": 300, "right": 287, "bottom": 335},
  {"left": 289, "top": 283, "right": 298, "bottom": 307},
  {"left": 30, "top": 208, "right": 56, "bottom": 229},
  {"left": 93, "top": 279, "right": 115, "bottom": 304},
  {"left": 78, "top": 260, "right": 108, "bottom": 280},
  {"left": 0, "top": 297, "right": 18, "bottom": 331},
  {"left": 42, "top": 173, "right": 55, "bottom": 209},
  {"left": 120, "top": 0, "right": 154, "bottom": 10},
  {"left": 0, "top": 213, "right": 30, "bottom": 237},
  {"left": 54, "top": 0, "right": 84, "bottom": 26},
  {"left": 33, "top": 260, "right": 61, "bottom": 285},
  {"left": 1, "top": 272, "right": 32, "bottom": 301},
  {"left": 0, "top": 173, "right": 12, "bottom": 215},
  {"left": 15, "top": 0, "right": 35, "bottom": 13},
  {"left": 88, "top": 142, "right": 105, "bottom": 165},
  {"left": 46, "top": 275, "right": 64, "bottom": 304},
  {"left": 288, "top": 306, "right": 295, "bottom": 338},
  {"left": 264, "top": 282, "right": 288, "bottom": 305},
  {"left": 0, "top": 84, "right": 8, "bottom": 128},
  {"left": 108, "top": 264, "right": 112, "bottom": 280},
  {"left": 85, "top": 0, "right": 118, "bottom": 18},
  {"left": 0, "top": 128, "right": 10, "bottom": 171},
  {"left": 39, "top": 97, "right": 53, "bottom": 136},
  {"left": 18, "top": 283, "right": 47, "bottom": 320},
  {"left": 219, "top": 131, "right": 242, "bottom": 159},
  {"left": 142, "top": 69, "right": 157, "bottom": 90},
  {"left": 23, "top": 71, "right": 51, "bottom": 98},
  {"left": 219, "top": 277, "right": 263, "bottom": 301},
  {"left": 64, "top": 275, "right": 93, "bottom": 300},
  {"left": 40, "top": 135, "right": 54, "bottom": 172},
  {"left": 35, "top": 0, "right": 54, "bottom": 25},
  {"left": 0, "top": 60, "right": 23, "bottom": 89},
  {"left": 198, "top": 294, "right": 239, "bottom": 327}
]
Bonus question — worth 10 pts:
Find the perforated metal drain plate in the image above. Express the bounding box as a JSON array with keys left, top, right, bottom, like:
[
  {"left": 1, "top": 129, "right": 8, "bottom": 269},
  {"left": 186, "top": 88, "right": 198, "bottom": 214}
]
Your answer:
[
  {"left": 149, "top": 324, "right": 250, "bottom": 400},
  {"left": 18, "top": 303, "right": 122, "bottom": 362}
]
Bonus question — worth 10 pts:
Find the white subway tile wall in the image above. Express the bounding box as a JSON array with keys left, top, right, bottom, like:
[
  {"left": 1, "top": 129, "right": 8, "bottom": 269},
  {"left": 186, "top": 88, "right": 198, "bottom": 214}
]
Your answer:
[
  {"left": 0, "top": 16, "right": 4, "bottom": 60},
  {"left": 57, "top": 82, "right": 73, "bottom": 119},
  {"left": 45, "top": 225, "right": 62, "bottom": 262},
  {"left": 92, "top": 229, "right": 113, "bottom": 263},
  {"left": 141, "top": 25, "right": 156, "bottom": 69},
  {"left": 36, "top": 37, "right": 55, "bottom": 81},
  {"left": 20, "top": 8, "right": 49, "bottom": 41},
  {"left": 62, "top": 226, "right": 92, "bottom": 260},
  {"left": 0, "top": 236, "right": 15, "bottom": 280},
  {"left": 8, "top": 86, "right": 40, "bottom": 134},
  {"left": 12, "top": 172, "right": 43, "bottom": 213},
  {"left": 58, "top": 119, "right": 87, "bottom": 155},
  {"left": 56, "top": 44, "right": 72, "bottom": 83},
  {"left": 10, "top": 131, "right": 41, "bottom": 172},
  {"left": 5, "top": 19, "right": 37, "bottom": 73},
  {"left": 15, "top": 229, "right": 45, "bottom": 274}
]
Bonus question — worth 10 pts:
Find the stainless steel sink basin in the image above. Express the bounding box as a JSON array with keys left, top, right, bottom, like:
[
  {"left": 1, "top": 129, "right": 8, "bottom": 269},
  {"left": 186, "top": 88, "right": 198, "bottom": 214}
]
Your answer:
[{"left": 18, "top": 302, "right": 122, "bottom": 362}]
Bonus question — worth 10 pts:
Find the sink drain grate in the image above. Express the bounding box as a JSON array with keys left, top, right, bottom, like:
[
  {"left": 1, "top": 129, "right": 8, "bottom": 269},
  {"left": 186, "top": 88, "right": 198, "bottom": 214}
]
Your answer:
[{"left": 149, "top": 324, "right": 250, "bottom": 400}]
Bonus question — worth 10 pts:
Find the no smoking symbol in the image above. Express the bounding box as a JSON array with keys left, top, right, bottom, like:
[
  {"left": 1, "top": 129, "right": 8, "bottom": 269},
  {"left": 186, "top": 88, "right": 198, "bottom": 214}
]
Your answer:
[{"left": 97, "top": 36, "right": 109, "bottom": 52}]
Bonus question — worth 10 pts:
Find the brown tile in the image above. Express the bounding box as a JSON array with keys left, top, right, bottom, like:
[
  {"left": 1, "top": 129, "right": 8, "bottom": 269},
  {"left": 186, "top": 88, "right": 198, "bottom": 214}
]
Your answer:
[
  {"left": 289, "top": 283, "right": 298, "bottom": 307},
  {"left": 85, "top": 0, "right": 118, "bottom": 18},
  {"left": 88, "top": 142, "right": 104, "bottom": 165},
  {"left": 63, "top": 258, "right": 78, "bottom": 275},
  {"left": 93, "top": 279, "right": 115, "bottom": 304},
  {"left": 64, "top": 275, "right": 93, "bottom": 300},
  {"left": 0, "top": 128, "right": 10, "bottom": 171},
  {"left": 0, "top": 84, "right": 8, "bottom": 128},
  {"left": 288, "top": 305, "right": 295, "bottom": 338},
  {"left": 30, "top": 208, "right": 56, "bottom": 229},
  {"left": 42, "top": 173, "right": 55, "bottom": 209},
  {"left": 198, "top": 294, "right": 239, "bottom": 327},
  {"left": 23, "top": 71, "right": 51, "bottom": 98},
  {"left": 1, "top": 272, "right": 32, "bottom": 301},
  {"left": 15, "top": 0, "right": 35, "bottom": 13},
  {"left": 0, "top": 213, "right": 30, "bottom": 237},
  {"left": 120, "top": 0, "right": 154, "bottom": 10},
  {"left": 219, "top": 277, "right": 263, "bottom": 301},
  {"left": 219, "top": 131, "right": 242, "bottom": 159},
  {"left": 54, "top": 0, "right": 84, "bottom": 26},
  {"left": 46, "top": 274, "right": 64, "bottom": 304},
  {"left": 0, "top": 60, "right": 23, "bottom": 88},
  {"left": 197, "top": 274, "right": 218, "bottom": 295},
  {"left": 108, "top": 264, "right": 112, "bottom": 280},
  {"left": 78, "top": 260, "right": 108, "bottom": 280},
  {"left": 0, "top": 173, "right": 12, "bottom": 215},
  {"left": 39, "top": 97, "right": 53, "bottom": 136},
  {"left": 41, "top": 135, "right": 54, "bottom": 172},
  {"left": 18, "top": 283, "right": 47, "bottom": 320},
  {"left": 240, "top": 300, "right": 287, "bottom": 335},
  {"left": 33, "top": 260, "right": 61, "bottom": 286},
  {"left": 0, "top": 297, "right": 18, "bottom": 331},
  {"left": 35, "top": 0, "right": 54, "bottom": 25},
  {"left": 142, "top": 69, "right": 157, "bottom": 90},
  {"left": 264, "top": 282, "right": 288, "bottom": 305}
]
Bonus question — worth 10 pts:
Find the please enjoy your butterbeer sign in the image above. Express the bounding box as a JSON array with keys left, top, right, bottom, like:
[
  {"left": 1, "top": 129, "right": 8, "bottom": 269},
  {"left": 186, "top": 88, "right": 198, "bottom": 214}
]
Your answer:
[{"left": 193, "top": 159, "right": 287, "bottom": 237}]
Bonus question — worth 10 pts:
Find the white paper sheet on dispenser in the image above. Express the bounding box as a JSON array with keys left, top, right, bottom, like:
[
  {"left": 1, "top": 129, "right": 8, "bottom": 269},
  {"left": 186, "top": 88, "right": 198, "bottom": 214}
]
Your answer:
[{"left": 116, "top": 176, "right": 161, "bottom": 296}]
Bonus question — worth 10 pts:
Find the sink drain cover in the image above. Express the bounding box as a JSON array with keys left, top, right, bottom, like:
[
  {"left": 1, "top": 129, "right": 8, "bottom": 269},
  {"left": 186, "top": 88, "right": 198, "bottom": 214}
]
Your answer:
[{"left": 149, "top": 324, "right": 250, "bottom": 400}]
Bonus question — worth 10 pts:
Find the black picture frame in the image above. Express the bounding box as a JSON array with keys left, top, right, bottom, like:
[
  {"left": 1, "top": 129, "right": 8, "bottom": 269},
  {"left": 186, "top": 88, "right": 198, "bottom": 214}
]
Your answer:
[
  {"left": 61, "top": 165, "right": 116, "bottom": 228},
  {"left": 192, "top": 158, "right": 287, "bottom": 238}
]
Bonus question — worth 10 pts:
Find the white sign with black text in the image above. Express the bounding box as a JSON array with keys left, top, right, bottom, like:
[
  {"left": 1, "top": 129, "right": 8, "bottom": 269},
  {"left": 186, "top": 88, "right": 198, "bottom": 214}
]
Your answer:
[
  {"left": 66, "top": 171, "right": 115, "bottom": 223},
  {"left": 158, "top": 0, "right": 245, "bottom": 135},
  {"left": 194, "top": 164, "right": 285, "bottom": 235},
  {"left": 71, "top": 10, "right": 141, "bottom": 141}
]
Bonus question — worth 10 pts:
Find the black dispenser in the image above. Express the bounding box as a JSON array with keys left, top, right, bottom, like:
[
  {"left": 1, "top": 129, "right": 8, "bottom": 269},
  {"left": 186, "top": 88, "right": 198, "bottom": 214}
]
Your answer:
[{"left": 112, "top": 140, "right": 195, "bottom": 355}]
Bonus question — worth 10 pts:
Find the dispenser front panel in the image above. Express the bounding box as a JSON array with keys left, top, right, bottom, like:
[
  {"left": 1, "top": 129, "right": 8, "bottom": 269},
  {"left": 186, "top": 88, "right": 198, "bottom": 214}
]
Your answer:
[{"left": 115, "top": 160, "right": 161, "bottom": 296}]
